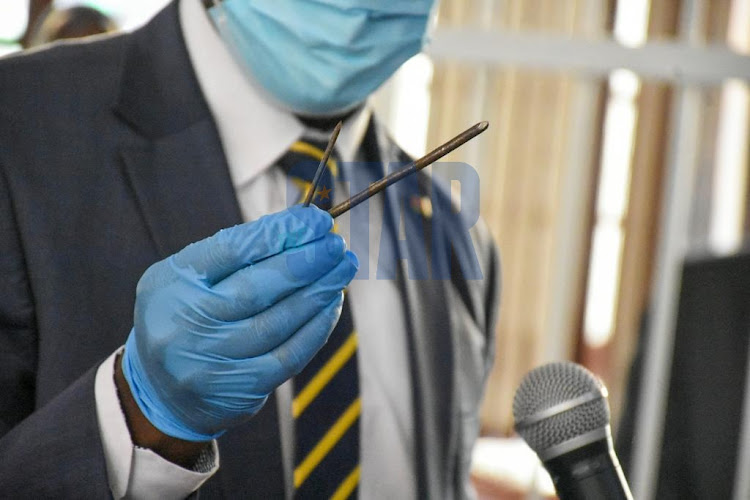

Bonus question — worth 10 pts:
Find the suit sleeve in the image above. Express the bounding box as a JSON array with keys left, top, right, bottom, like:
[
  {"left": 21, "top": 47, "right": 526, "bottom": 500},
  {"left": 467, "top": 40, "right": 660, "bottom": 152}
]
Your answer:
[
  {"left": 479, "top": 220, "right": 501, "bottom": 374},
  {"left": 0, "top": 161, "right": 37, "bottom": 443},
  {"left": 457, "top": 218, "right": 501, "bottom": 500},
  {"left": 0, "top": 163, "right": 111, "bottom": 497}
]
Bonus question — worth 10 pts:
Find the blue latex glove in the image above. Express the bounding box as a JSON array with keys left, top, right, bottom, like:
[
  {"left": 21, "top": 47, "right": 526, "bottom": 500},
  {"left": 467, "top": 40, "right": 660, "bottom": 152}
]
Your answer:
[{"left": 121, "top": 206, "right": 358, "bottom": 441}]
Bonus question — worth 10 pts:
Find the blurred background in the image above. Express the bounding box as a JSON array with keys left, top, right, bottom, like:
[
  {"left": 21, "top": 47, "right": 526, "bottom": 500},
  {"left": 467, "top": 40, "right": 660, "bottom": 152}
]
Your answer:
[{"left": 2, "top": 0, "right": 749, "bottom": 498}]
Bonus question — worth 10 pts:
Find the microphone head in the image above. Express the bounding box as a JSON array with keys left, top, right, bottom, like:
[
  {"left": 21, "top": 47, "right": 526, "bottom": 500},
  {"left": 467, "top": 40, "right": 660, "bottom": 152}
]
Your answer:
[{"left": 513, "top": 362, "right": 610, "bottom": 460}]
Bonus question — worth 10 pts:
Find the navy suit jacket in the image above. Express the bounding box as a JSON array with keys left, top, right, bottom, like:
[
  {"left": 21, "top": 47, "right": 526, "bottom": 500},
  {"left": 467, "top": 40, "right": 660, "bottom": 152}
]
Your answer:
[{"left": 0, "top": 2, "right": 500, "bottom": 498}]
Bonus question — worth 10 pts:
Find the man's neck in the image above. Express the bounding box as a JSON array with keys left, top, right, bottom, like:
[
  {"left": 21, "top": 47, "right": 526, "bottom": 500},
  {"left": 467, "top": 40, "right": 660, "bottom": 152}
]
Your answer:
[{"left": 296, "top": 107, "right": 361, "bottom": 132}]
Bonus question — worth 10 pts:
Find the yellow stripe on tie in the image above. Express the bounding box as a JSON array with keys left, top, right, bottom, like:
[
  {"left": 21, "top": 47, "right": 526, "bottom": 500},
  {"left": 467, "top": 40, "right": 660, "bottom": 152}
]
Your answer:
[
  {"left": 294, "top": 398, "right": 361, "bottom": 489},
  {"left": 290, "top": 177, "right": 313, "bottom": 203},
  {"left": 330, "top": 465, "right": 361, "bottom": 500},
  {"left": 290, "top": 141, "right": 339, "bottom": 177},
  {"left": 293, "top": 332, "right": 357, "bottom": 418}
]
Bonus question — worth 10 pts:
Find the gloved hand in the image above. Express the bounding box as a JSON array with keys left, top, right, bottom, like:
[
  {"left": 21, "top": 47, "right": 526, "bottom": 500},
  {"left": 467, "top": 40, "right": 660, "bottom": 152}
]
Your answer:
[{"left": 121, "top": 205, "right": 358, "bottom": 441}]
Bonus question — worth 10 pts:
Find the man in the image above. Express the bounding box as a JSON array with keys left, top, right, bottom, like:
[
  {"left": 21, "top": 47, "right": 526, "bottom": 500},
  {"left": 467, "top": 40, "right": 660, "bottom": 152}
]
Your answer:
[{"left": 0, "top": 1, "right": 500, "bottom": 498}]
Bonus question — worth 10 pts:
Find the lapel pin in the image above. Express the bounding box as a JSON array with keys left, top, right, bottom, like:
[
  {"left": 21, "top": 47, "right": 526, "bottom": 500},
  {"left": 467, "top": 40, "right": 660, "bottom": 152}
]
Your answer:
[{"left": 409, "top": 195, "right": 433, "bottom": 219}]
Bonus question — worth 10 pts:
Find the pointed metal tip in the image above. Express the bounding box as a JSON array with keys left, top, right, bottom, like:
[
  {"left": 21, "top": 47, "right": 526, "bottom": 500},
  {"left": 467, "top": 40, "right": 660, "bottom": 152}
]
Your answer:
[
  {"left": 477, "top": 121, "right": 490, "bottom": 132},
  {"left": 329, "top": 120, "right": 343, "bottom": 145}
]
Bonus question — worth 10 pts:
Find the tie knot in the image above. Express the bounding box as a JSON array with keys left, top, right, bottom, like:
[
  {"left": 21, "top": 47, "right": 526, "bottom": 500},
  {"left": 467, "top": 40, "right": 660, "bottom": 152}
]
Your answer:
[{"left": 279, "top": 138, "right": 340, "bottom": 210}]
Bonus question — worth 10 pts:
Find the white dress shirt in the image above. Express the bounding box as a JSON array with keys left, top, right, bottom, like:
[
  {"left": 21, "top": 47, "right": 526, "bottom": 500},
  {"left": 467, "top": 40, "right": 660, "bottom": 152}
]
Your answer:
[{"left": 94, "top": 0, "right": 415, "bottom": 498}]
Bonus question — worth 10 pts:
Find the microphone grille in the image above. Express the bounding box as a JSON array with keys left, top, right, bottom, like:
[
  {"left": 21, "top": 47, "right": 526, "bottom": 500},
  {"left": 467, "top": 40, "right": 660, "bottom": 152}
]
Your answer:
[{"left": 512, "top": 362, "right": 610, "bottom": 455}]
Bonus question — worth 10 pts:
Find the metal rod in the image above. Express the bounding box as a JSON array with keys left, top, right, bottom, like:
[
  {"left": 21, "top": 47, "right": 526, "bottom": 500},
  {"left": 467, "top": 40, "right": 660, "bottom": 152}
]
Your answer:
[
  {"left": 304, "top": 120, "right": 343, "bottom": 207},
  {"left": 328, "top": 121, "right": 489, "bottom": 218}
]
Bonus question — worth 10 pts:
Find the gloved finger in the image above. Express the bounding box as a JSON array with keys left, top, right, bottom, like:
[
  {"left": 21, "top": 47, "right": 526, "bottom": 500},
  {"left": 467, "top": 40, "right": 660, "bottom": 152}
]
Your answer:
[
  {"left": 250, "top": 294, "right": 345, "bottom": 394},
  {"left": 171, "top": 205, "right": 333, "bottom": 285},
  {"left": 207, "top": 233, "right": 347, "bottom": 321},
  {"left": 213, "top": 251, "right": 358, "bottom": 359}
]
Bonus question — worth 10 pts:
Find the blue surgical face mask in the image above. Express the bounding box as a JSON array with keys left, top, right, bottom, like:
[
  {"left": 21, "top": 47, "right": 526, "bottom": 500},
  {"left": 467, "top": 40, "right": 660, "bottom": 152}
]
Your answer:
[{"left": 208, "top": 0, "right": 438, "bottom": 117}]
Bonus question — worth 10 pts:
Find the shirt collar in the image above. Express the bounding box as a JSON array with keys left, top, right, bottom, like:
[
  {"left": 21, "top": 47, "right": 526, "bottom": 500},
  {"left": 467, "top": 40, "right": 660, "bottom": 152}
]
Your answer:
[{"left": 179, "top": 0, "right": 371, "bottom": 188}]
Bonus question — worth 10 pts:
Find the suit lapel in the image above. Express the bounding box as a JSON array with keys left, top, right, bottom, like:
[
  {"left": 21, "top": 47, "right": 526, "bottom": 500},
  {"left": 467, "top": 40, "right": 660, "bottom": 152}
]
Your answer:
[
  {"left": 113, "top": 2, "right": 243, "bottom": 258},
  {"left": 119, "top": 121, "right": 242, "bottom": 258},
  {"left": 112, "top": 3, "right": 284, "bottom": 497},
  {"left": 366, "top": 120, "right": 456, "bottom": 498}
]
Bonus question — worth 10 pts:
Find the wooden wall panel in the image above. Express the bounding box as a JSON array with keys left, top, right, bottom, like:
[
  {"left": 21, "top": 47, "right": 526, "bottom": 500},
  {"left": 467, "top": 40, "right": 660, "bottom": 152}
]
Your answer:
[
  {"left": 580, "top": 0, "right": 681, "bottom": 427},
  {"left": 430, "top": 0, "right": 608, "bottom": 435}
]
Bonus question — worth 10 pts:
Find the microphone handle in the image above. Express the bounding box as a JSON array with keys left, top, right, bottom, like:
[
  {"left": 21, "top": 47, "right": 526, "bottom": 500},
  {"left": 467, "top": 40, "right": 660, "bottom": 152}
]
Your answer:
[{"left": 544, "top": 439, "right": 633, "bottom": 500}]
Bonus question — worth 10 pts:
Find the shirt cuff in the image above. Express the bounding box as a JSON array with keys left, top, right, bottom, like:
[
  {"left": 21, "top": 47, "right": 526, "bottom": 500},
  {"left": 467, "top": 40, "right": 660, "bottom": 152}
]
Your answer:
[{"left": 95, "top": 347, "right": 219, "bottom": 499}]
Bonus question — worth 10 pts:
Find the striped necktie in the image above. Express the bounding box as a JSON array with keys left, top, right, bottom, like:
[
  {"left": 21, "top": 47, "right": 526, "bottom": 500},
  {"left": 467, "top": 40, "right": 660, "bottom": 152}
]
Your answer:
[{"left": 278, "top": 138, "right": 361, "bottom": 499}]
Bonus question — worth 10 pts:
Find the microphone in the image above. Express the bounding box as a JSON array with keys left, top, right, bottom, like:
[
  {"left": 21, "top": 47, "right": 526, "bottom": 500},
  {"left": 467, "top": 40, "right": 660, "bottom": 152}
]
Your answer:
[{"left": 513, "top": 362, "right": 633, "bottom": 500}]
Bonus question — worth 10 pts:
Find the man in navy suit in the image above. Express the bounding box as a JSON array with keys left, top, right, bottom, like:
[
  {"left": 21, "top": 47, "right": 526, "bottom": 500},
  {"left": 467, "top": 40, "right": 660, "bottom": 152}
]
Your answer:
[{"left": 0, "top": 1, "right": 500, "bottom": 498}]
